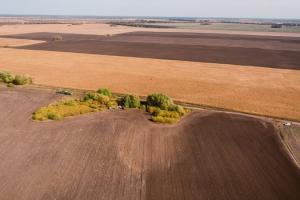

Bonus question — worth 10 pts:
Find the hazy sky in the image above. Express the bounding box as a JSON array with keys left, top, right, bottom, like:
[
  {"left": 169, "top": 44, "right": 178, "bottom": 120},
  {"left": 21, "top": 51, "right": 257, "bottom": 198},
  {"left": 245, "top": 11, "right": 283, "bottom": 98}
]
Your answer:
[{"left": 1, "top": 0, "right": 299, "bottom": 19}]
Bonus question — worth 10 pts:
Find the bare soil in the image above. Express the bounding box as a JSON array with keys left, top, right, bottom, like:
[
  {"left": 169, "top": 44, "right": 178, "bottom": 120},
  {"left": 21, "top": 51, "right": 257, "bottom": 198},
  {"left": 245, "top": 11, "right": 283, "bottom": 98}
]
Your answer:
[
  {"left": 0, "top": 86, "right": 299, "bottom": 200},
  {"left": 6, "top": 32, "right": 300, "bottom": 69}
]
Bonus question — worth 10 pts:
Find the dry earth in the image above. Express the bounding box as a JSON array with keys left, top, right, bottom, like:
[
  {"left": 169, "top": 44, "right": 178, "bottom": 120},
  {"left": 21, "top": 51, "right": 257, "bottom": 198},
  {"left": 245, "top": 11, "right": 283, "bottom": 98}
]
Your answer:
[
  {"left": 0, "top": 86, "right": 299, "bottom": 200},
  {"left": 0, "top": 48, "right": 300, "bottom": 121}
]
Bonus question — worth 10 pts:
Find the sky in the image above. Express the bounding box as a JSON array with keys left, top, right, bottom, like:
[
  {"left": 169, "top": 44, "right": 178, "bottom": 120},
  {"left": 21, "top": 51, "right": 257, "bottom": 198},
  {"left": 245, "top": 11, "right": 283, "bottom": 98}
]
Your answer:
[{"left": 0, "top": 0, "right": 299, "bottom": 19}]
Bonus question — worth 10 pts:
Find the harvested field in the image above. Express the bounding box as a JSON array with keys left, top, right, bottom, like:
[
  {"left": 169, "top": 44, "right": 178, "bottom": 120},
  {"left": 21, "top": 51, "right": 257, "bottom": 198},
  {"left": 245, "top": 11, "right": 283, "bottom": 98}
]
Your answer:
[
  {"left": 0, "top": 37, "right": 44, "bottom": 47},
  {"left": 1, "top": 23, "right": 300, "bottom": 37},
  {"left": 0, "top": 48, "right": 300, "bottom": 121},
  {"left": 0, "top": 86, "right": 300, "bottom": 200},
  {"left": 5, "top": 32, "right": 300, "bottom": 69}
]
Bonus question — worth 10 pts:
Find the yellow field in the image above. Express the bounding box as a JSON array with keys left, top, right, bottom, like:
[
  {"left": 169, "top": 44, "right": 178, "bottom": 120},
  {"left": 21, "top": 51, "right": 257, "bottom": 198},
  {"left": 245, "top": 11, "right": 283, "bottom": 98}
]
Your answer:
[
  {"left": 0, "top": 48, "right": 299, "bottom": 121},
  {"left": 0, "top": 37, "right": 44, "bottom": 47}
]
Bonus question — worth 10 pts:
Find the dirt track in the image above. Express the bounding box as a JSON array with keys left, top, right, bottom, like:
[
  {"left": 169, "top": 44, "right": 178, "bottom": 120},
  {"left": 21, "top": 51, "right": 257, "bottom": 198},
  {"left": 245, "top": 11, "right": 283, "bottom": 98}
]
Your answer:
[
  {"left": 0, "top": 86, "right": 300, "bottom": 200},
  {"left": 7, "top": 31, "right": 300, "bottom": 69}
]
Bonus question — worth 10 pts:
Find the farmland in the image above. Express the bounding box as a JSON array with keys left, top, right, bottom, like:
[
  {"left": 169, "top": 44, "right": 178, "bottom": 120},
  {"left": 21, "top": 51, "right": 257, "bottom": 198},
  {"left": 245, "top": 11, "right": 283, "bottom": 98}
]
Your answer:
[
  {"left": 0, "top": 86, "right": 300, "bottom": 200},
  {"left": 0, "top": 47, "right": 299, "bottom": 121},
  {"left": 0, "top": 22, "right": 300, "bottom": 200}
]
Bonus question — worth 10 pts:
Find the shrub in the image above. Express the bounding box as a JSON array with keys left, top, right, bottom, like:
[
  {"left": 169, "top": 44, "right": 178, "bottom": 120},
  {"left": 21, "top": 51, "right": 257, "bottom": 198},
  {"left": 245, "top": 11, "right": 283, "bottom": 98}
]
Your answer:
[
  {"left": 32, "top": 99, "right": 95, "bottom": 121},
  {"left": 47, "top": 113, "right": 62, "bottom": 120},
  {"left": 0, "top": 72, "right": 32, "bottom": 85},
  {"left": 0, "top": 72, "right": 15, "bottom": 83},
  {"left": 107, "top": 100, "right": 118, "bottom": 108},
  {"left": 168, "top": 105, "right": 185, "bottom": 116},
  {"left": 146, "top": 93, "right": 173, "bottom": 110},
  {"left": 84, "top": 92, "right": 110, "bottom": 104},
  {"left": 122, "top": 95, "right": 140, "bottom": 108},
  {"left": 97, "top": 88, "right": 112, "bottom": 97},
  {"left": 13, "top": 75, "right": 32, "bottom": 85},
  {"left": 154, "top": 110, "right": 180, "bottom": 119},
  {"left": 146, "top": 106, "right": 161, "bottom": 115},
  {"left": 151, "top": 116, "right": 179, "bottom": 124}
]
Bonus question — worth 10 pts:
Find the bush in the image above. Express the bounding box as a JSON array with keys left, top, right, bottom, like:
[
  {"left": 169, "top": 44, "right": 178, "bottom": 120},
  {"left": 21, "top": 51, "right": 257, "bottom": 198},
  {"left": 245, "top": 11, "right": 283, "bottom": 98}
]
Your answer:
[
  {"left": 151, "top": 116, "right": 179, "bottom": 124},
  {"left": 146, "top": 106, "right": 161, "bottom": 115},
  {"left": 33, "top": 99, "right": 95, "bottom": 121},
  {"left": 0, "top": 72, "right": 32, "bottom": 85},
  {"left": 0, "top": 72, "right": 15, "bottom": 83},
  {"left": 122, "top": 95, "right": 140, "bottom": 108},
  {"left": 84, "top": 92, "right": 110, "bottom": 104},
  {"left": 97, "top": 88, "right": 112, "bottom": 97},
  {"left": 154, "top": 110, "right": 180, "bottom": 119},
  {"left": 168, "top": 105, "right": 185, "bottom": 116},
  {"left": 107, "top": 100, "right": 118, "bottom": 108},
  {"left": 47, "top": 113, "right": 62, "bottom": 120},
  {"left": 13, "top": 75, "right": 32, "bottom": 85},
  {"left": 146, "top": 93, "right": 173, "bottom": 110}
]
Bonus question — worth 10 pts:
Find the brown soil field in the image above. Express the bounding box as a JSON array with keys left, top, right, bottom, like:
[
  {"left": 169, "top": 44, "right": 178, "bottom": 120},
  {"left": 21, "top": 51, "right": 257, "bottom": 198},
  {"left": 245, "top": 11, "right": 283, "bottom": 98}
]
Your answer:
[
  {"left": 6, "top": 32, "right": 300, "bottom": 69},
  {"left": 1, "top": 23, "right": 300, "bottom": 37},
  {"left": 0, "top": 48, "right": 300, "bottom": 121},
  {"left": 0, "top": 37, "right": 44, "bottom": 47},
  {"left": 0, "top": 86, "right": 299, "bottom": 200}
]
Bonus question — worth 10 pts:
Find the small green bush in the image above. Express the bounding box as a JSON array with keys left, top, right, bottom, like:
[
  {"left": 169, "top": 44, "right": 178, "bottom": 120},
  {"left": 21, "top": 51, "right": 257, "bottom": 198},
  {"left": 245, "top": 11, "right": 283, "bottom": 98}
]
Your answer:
[
  {"left": 13, "top": 75, "right": 32, "bottom": 85},
  {"left": 107, "top": 100, "right": 118, "bottom": 108},
  {"left": 151, "top": 116, "right": 179, "bottom": 124},
  {"left": 154, "top": 110, "right": 180, "bottom": 119},
  {"left": 0, "top": 72, "right": 15, "bottom": 83},
  {"left": 84, "top": 92, "right": 110, "bottom": 104},
  {"left": 97, "top": 88, "right": 112, "bottom": 97},
  {"left": 33, "top": 99, "right": 95, "bottom": 121},
  {"left": 146, "top": 106, "right": 161, "bottom": 115},
  {"left": 146, "top": 93, "right": 173, "bottom": 110},
  {"left": 122, "top": 95, "right": 141, "bottom": 108},
  {"left": 0, "top": 72, "right": 32, "bottom": 85},
  {"left": 168, "top": 105, "right": 185, "bottom": 116}
]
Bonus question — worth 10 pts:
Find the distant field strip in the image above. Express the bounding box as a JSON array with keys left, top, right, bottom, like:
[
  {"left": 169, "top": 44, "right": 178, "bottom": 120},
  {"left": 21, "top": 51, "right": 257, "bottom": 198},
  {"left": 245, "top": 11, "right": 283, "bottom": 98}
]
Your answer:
[
  {"left": 6, "top": 32, "right": 300, "bottom": 69},
  {"left": 0, "top": 48, "right": 300, "bottom": 121},
  {"left": 0, "top": 37, "right": 44, "bottom": 47}
]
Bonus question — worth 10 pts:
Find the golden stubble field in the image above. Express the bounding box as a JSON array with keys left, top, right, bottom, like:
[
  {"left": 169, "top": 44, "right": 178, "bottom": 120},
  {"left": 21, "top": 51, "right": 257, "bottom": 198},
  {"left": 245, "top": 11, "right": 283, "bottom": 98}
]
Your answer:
[
  {"left": 0, "top": 37, "right": 44, "bottom": 47},
  {"left": 0, "top": 47, "right": 299, "bottom": 121}
]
